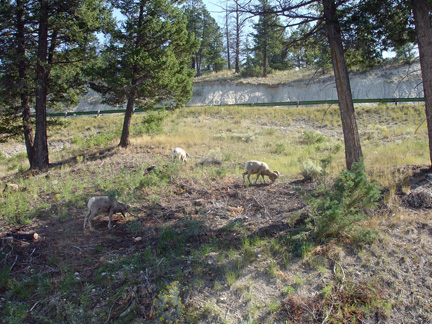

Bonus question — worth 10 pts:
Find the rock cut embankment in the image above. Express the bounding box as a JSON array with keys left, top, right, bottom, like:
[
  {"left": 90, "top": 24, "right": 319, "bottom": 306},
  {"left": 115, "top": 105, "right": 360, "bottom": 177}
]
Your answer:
[{"left": 188, "top": 61, "right": 423, "bottom": 106}]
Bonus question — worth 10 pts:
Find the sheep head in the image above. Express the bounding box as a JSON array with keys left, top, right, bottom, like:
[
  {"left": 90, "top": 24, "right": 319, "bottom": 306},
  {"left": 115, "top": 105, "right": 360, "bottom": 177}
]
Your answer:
[
  {"left": 115, "top": 202, "right": 129, "bottom": 217},
  {"left": 269, "top": 171, "right": 280, "bottom": 183}
]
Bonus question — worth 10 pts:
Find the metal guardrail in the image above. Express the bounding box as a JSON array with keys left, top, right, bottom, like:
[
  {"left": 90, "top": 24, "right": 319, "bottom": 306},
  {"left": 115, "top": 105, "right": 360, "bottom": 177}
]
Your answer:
[{"left": 43, "top": 97, "right": 425, "bottom": 117}]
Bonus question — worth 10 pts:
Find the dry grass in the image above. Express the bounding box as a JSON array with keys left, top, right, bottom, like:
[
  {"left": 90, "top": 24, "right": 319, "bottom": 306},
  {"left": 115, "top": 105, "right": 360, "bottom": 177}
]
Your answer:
[
  {"left": 193, "top": 67, "right": 333, "bottom": 85},
  {"left": 0, "top": 103, "right": 429, "bottom": 185}
]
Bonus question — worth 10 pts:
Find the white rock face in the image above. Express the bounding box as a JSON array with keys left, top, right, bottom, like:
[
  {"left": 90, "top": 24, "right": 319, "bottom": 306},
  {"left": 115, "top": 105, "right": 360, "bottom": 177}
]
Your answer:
[{"left": 188, "top": 62, "right": 423, "bottom": 106}]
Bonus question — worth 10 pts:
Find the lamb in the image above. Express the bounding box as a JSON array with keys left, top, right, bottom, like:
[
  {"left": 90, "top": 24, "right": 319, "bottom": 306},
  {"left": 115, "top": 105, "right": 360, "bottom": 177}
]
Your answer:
[
  {"left": 242, "top": 160, "right": 280, "bottom": 184},
  {"left": 83, "top": 196, "right": 128, "bottom": 231},
  {"left": 173, "top": 147, "right": 189, "bottom": 163}
]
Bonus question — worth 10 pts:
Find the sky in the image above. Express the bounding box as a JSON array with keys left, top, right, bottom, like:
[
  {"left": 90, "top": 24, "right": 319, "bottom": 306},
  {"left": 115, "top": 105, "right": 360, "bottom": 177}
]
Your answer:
[
  {"left": 202, "top": 0, "right": 227, "bottom": 25},
  {"left": 202, "top": 0, "right": 257, "bottom": 26}
]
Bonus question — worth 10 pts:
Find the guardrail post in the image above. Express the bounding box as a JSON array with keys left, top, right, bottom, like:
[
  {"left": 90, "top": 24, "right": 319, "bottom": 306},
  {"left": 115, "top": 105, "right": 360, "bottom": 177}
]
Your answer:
[
  {"left": 296, "top": 100, "right": 300, "bottom": 107},
  {"left": 97, "top": 110, "right": 100, "bottom": 117},
  {"left": 64, "top": 112, "right": 67, "bottom": 118}
]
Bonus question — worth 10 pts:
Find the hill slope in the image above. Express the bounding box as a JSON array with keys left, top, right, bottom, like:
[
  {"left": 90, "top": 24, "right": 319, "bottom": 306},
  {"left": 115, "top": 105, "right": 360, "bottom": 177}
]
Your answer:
[
  {"left": 1, "top": 104, "right": 431, "bottom": 323},
  {"left": 190, "top": 61, "right": 423, "bottom": 106},
  {"left": 68, "top": 60, "right": 423, "bottom": 112}
]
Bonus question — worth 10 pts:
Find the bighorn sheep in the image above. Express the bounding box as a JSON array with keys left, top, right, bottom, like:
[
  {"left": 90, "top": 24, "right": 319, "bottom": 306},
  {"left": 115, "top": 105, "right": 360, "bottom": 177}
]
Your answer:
[
  {"left": 83, "top": 196, "right": 128, "bottom": 231},
  {"left": 243, "top": 160, "right": 280, "bottom": 184},
  {"left": 173, "top": 147, "right": 188, "bottom": 163}
]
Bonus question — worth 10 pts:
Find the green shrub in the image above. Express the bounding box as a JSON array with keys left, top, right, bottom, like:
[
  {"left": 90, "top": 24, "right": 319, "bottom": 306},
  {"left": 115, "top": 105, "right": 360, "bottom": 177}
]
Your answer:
[
  {"left": 72, "top": 130, "right": 120, "bottom": 148},
  {"left": 139, "top": 163, "right": 180, "bottom": 189},
  {"left": 135, "top": 111, "right": 168, "bottom": 136},
  {"left": 240, "top": 65, "right": 263, "bottom": 77},
  {"left": 274, "top": 143, "right": 286, "bottom": 154},
  {"left": 307, "top": 161, "right": 381, "bottom": 242},
  {"left": 300, "top": 130, "right": 325, "bottom": 145},
  {"left": 301, "top": 159, "right": 323, "bottom": 181},
  {"left": 71, "top": 135, "right": 84, "bottom": 145}
]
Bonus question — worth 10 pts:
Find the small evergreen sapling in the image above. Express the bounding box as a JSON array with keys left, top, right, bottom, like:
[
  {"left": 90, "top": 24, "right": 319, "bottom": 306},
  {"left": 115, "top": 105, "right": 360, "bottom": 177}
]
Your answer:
[{"left": 307, "top": 161, "right": 381, "bottom": 242}]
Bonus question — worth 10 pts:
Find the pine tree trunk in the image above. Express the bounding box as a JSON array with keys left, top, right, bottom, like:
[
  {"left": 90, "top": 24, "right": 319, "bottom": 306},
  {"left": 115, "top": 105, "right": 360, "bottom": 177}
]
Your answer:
[
  {"left": 234, "top": 2, "right": 240, "bottom": 74},
  {"left": 16, "top": 0, "right": 36, "bottom": 168},
  {"left": 196, "top": 53, "right": 201, "bottom": 76},
  {"left": 226, "top": 6, "right": 231, "bottom": 70},
  {"left": 22, "top": 98, "right": 36, "bottom": 168},
  {"left": 34, "top": 0, "right": 49, "bottom": 170},
  {"left": 411, "top": 0, "right": 432, "bottom": 166},
  {"left": 323, "top": 0, "right": 362, "bottom": 170},
  {"left": 119, "top": 88, "right": 136, "bottom": 148},
  {"left": 191, "top": 56, "right": 196, "bottom": 70}
]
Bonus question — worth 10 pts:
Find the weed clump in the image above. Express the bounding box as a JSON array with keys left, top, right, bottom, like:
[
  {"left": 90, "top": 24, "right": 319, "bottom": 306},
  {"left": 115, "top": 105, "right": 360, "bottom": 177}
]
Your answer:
[
  {"left": 301, "top": 159, "right": 323, "bottom": 181},
  {"left": 153, "top": 281, "right": 185, "bottom": 323}
]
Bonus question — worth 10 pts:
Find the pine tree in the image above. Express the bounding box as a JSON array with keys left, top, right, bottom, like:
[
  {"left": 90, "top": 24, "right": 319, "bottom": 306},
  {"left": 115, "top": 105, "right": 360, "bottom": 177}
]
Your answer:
[
  {"left": 251, "top": 0, "right": 285, "bottom": 77},
  {"left": 184, "top": 0, "right": 224, "bottom": 75},
  {"left": 0, "top": 0, "right": 109, "bottom": 170},
  {"left": 90, "top": 0, "right": 198, "bottom": 147},
  {"left": 323, "top": 0, "right": 363, "bottom": 170}
]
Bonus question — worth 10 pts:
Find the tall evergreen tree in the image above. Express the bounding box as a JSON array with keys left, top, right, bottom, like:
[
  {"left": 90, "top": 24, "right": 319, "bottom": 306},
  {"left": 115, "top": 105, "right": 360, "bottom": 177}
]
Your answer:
[
  {"left": 90, "top": 0, "right": 198, "bottom": 148},
  {"left": 0, "top": 0, "right": 35, "bottom": 165},
  {"left": 251, "top": 0, "right": 285, "bottom": 77},
  {"left": 184, "top": 0, "right": 224, "bottom": 75},
  {"left": 231, "top": 0, "right": 249, "bottom": 73},
  {"left": 323, "top": 0, "right": 362, "bottom": 170},
  {"left": 0, "top": 0, "right": 109, "bottom": 170},
  {"left": 347, "top": 0, "right": 432, "bottom": 166},
  {"left": 411, "top": 0, "right": 432, "bottom": 166},
  {"left": 286, "top": 23, "right": 328, "bottom": 69},
  {"left": 242, "top": 0, "right": 363, "bottom": 169},
  {"left": 204, "top": 22, "right": 225, "bottom": 72}
]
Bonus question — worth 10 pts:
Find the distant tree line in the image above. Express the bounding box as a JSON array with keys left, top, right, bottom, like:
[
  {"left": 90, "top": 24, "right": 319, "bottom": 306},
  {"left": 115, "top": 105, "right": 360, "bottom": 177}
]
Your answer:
[{"left": 1, "top": 0, "right": 432, "bottom": 172}]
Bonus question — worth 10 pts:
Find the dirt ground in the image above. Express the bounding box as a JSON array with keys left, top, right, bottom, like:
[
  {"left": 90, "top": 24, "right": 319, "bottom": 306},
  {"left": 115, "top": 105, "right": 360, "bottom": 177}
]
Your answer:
[{"left": 1, "top": 155, "right": 432, "bottom": 323}]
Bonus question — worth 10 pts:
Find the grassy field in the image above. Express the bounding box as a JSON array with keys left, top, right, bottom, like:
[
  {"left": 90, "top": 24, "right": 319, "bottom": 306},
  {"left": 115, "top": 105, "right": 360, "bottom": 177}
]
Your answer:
[
  {"left": 1, "top": 103, "right": 429, "bottom": 180},
  {"left": 0, "top": 103, "right": 431, "bottom": 323}
]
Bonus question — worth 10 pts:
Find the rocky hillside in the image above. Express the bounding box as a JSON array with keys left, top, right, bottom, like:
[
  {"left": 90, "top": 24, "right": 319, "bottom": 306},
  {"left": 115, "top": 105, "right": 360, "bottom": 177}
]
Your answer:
[
  {"left": 190, "top": 61, "right": 423, "bottom": 106},
  {"left": 68, "top": 60, "right": 423, "bottom": 112}
]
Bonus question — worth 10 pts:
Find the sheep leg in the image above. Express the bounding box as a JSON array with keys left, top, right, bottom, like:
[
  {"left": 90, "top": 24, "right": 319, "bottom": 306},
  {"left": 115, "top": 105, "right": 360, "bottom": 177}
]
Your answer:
[
  {"left": 87, "top": 211, "right": 96, "bottom": 231},
  {"left": 108, "top": 207, "right": 114, "bottom": 229},
  {"left": 83, "top": 211, "right": 91, "bottom": 230},
  {"left": 254, "top": 174, "right": 260, "bottom": 184},
  {"left": 242, "top": 172, "right": 247, "bottom": 183}
]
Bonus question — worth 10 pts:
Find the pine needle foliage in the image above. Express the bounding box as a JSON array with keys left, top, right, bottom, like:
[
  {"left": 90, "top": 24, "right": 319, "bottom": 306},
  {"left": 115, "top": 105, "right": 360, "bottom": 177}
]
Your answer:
[{"left": 307, "top": 161, "right": 381, "bottom": 243}]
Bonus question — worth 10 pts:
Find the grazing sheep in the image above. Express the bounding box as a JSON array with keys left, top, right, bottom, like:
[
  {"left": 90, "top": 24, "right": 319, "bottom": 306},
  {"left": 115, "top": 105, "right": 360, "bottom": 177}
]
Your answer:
[
  {"left": 173, "top": 147, "right": 188, "bottom": 163},
  {"left": 3, "top": 183, "right": 26, "bottom": 192},
  {"left": 83, "top": 196, "right": 128, "bottom": 231},
  {"left": 243, "top": 160, "right": 280, "bottom": 184}
]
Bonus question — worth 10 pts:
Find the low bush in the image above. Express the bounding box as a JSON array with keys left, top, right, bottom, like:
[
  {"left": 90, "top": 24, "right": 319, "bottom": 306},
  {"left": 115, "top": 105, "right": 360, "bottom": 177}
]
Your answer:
[
  {"left": 300, "top": 130, "right": 326, "bottom": 145},
  {"left": 139, "top": 163, "right": 181, "bottom": 189},
  {"left": 134, "top": 111, "right": 168, "bottom": 136},
  {"left": 307, "top": 161, "right": 381, "bottom": 243},
  {"left": 301, "top": 159, "right": 323, "bottom": 181}
]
